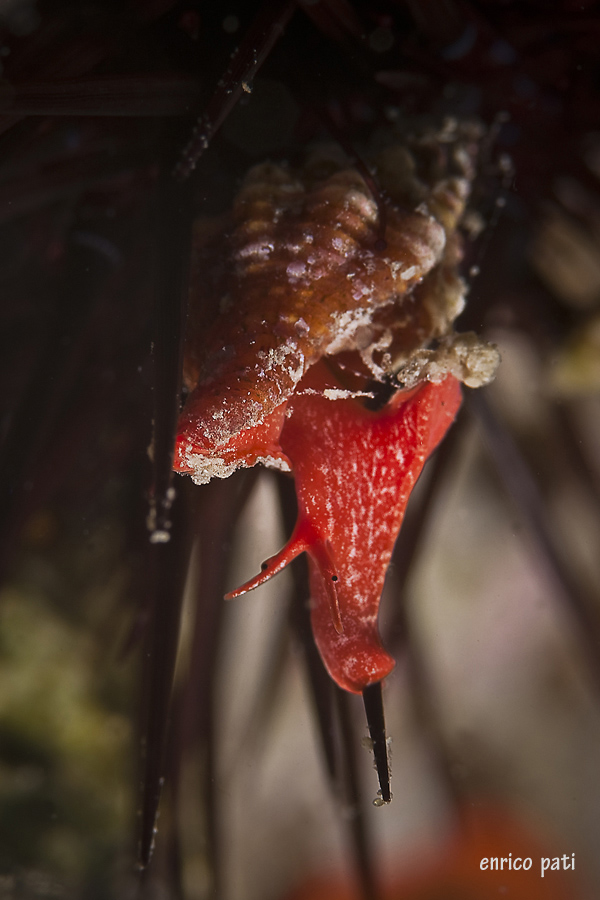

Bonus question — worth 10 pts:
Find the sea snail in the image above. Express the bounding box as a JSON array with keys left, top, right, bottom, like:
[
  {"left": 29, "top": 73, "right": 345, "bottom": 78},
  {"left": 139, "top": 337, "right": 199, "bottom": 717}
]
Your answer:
[{"left": 173, "top": 118, "right": 499, "bottom": 696}]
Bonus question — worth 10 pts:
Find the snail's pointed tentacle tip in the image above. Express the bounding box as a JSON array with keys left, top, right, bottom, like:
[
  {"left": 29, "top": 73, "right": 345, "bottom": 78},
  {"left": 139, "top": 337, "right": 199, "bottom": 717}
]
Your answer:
[
  {"left": 224, "top": 529, "right": 310, "bottom": 599},
  {"left": 362, "top": 681, "right": 392, "bottom": 804}
]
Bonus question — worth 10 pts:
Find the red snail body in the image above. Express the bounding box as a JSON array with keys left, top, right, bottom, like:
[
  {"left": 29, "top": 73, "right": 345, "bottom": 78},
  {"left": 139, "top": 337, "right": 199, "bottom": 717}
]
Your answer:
[{"left": 174, "top": 119, "right": 499, "bottom": 696}]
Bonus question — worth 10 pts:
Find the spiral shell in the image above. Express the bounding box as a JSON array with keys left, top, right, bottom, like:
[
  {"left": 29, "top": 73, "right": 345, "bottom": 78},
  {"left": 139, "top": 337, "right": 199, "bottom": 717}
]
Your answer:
[{"left": 175, "top": 119, "right": 498, "bottom": 484}]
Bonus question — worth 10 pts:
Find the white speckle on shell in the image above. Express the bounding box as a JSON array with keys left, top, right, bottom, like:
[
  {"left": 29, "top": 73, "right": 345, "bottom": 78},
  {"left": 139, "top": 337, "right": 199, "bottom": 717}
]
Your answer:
[
  {"left": 287, "top": 261, "right": 307, "bottom": 280},
  {"left": 235, "top": 240, "right": 274, "bottom": 260},
  {"left": 326, "top": 306, "right": 393, "bottom": 357},
  {"left": 186, "top": 452, "right": 291, "bottom": 485},
  {"left": 294, "top": 317, "right": 310, "bottom": 337},
  {"left": 351, "top": 280, "right": 374, "bottom": 302},
  {"left": 395, "top": 332, "right": 500, "bottom": 389},
  {"left": 188, "top": 455, "right": 241, "bottom": 485}
]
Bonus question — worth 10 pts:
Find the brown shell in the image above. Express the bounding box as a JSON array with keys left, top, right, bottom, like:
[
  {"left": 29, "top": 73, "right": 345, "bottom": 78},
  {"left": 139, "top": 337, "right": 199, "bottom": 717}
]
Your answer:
[{"left": 179, "top": 120, "right": 483, "bottom": 459}]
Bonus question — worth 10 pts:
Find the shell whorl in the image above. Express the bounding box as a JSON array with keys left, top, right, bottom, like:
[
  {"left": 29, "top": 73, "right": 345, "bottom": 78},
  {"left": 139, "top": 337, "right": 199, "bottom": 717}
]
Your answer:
[{"left": 176, "top": 121, "right": 497, "bottom": 482}]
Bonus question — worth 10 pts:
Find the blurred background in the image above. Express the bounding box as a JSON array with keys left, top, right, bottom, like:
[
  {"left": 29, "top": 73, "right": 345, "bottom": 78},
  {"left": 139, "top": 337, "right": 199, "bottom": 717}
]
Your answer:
[{"left": 0, "top": 1, "right": 600, "bottom": 898}]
